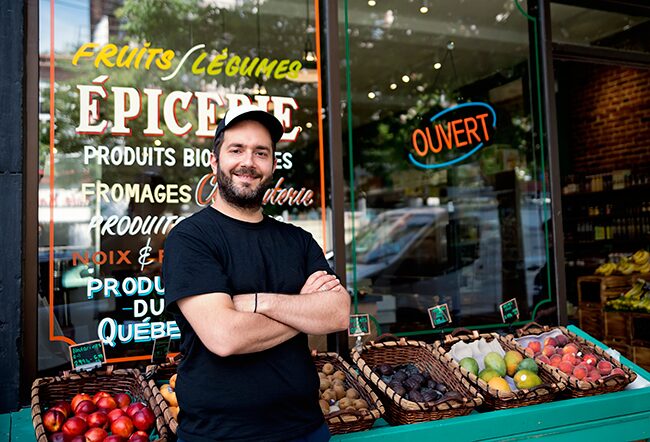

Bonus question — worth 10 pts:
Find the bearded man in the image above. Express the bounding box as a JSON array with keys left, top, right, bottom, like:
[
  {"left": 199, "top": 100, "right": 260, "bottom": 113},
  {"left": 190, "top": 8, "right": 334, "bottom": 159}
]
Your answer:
[{"left": 163, "top": 104, "right": 350, "bottom": 442}]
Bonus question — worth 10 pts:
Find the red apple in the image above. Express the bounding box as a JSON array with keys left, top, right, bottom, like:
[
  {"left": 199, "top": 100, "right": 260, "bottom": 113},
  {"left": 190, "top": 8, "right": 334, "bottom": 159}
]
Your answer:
[
  {"left": 111, "top": 416, "right": 134, "bottom": 439},
  {"left": 62, "top": 416, "right": 88, "bottom": 439},
  {"left": 84, "top": 427, "right": 108, "bottom": 442},
  {"left": 43, "top": 409, "right": 66, "bottom": 433},
  {"left": 108, "top": 408, "right": 127, "bottom": 423},
  {"left": 71, "top": 394, "right": 93, "bottom": 412},
  {"left": 86, "top": 411, "right": 109, "bottom": 429},
  {"left": 75, "top": 399, "right": 97, "bottom": 415},
  {"left": 132, "top": 430, "right": 149, "bottom": 438},
  {"left": 132, "top": 407, "right": 155, "bottom": 431},
  {"left": 75, "top": 412, "right": 89, "bottom": 422},
  {"left": 126, "top": 402, "right": 147, "bottom": 419},
  {"left": 104, "top": 436, "right": 126, "bottom": 442},
  {"left": 96, "top": 396, "right": 118, "bottom": 411},
  {"left": 48, "top": 432, "right": 65, "bottom": 442},
  {"left": 114, "top": 393, "right": 131, "bottom": 409},
  {"left": 50, "top": 401, "right": 72, "bottom": 419},
  {"left": 92, "top": 391, "right": 111, "bottom": 404}
]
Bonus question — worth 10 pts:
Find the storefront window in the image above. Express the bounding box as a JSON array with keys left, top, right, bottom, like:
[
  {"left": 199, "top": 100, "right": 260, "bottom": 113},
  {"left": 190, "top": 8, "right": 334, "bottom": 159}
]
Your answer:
[
  {"left": 550, "top": 4, "right": 650, "bottom": 53},
  {"left": 38, "top": 0, "right": 329, "bottom": 371},
  {"left": 341, "top": 0, "right": 553, "bottom": 335}
]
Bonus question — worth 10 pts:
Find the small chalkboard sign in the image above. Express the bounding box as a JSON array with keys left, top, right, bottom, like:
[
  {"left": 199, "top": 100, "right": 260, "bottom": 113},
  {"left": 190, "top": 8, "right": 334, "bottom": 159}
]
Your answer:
[
  {"left": 428, "top": 303, "right": 451, "bottom": 329},
  {"left": 499, "top": 298, "right": 520, "bottom": 323},
  {"left": 151, "top": 336, "right": 171, "bottom": 363},
  {"left": 348, "top": 314, "right": 370, "bottom": 337},
  {"left": 69, "top": 340, "right": 105, "bottom": 371}
]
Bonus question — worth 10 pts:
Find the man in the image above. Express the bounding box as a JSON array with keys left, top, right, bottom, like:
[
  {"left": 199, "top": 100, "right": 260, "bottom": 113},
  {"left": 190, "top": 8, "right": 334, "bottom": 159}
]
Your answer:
[{"left": 163, "top": 104, "right": 350, "bottom": 442}]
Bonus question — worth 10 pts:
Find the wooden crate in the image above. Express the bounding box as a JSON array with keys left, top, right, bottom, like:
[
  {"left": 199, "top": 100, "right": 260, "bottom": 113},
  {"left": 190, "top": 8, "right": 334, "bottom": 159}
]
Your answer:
[
  {"left": 603, "top": 339, "right": 632, "bottom": 361},
  {"left": 632, "top": 346, "right": 650, "bottom": 372},
  {"left": 630, "top": 313, "right": 650, "bottom": 347},
  {"left": 577, "top": 275, "right": 631, "bottom": 305},
  {"left": 604, "top": 311, "right": 631, "bottom": 343},
  {"left": 578, "top": 304, "right": 603, "bottom": 341}
]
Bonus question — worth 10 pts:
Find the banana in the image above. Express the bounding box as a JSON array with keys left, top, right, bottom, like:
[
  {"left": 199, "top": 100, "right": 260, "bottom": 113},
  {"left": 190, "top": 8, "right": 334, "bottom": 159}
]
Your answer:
[
  {"left": 632, "top": 250, "right": 649, "bottom": 265},
  {"left": 639, "top": 263, "right": 650, "bottom": 274}
]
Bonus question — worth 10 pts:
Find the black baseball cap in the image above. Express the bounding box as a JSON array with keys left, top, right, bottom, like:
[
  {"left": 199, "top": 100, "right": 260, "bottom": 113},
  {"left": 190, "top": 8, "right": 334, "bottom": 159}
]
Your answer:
[{"left": 214, "top": 104, "right": 284, "bottom": 144}]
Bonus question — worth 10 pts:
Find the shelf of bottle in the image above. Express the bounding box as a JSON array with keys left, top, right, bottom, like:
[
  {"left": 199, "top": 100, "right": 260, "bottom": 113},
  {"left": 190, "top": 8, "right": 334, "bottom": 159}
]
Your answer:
[{"left": 562, "top": 183, "right": 650, "bottom": 199}]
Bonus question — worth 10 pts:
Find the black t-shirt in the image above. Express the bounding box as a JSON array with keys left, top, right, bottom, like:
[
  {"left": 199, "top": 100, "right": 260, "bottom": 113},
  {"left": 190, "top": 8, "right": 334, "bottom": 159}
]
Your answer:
[{"left": 162, "top": 207, "right": 332, "bottom": 442}]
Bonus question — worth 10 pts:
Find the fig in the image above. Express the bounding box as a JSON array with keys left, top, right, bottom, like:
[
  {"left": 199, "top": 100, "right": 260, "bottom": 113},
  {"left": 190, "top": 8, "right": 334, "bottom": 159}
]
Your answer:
[
  {"left": 404, "top": 376, "right": 422, "bottom": 391},
  {"left": 377, "top": 364, "right": 394, "bottom": 376},
  {"left": 393, "top": 371, "right": 408, "bottom": 382},
  {"left": 392, "top": 385, "right": 406, "bottom": 396},
  {"left": 408, "top": 391, "right": 424, "bottom": 402},
  {"left": 434, "top": 382, "right": 448, "bottom": 394}
]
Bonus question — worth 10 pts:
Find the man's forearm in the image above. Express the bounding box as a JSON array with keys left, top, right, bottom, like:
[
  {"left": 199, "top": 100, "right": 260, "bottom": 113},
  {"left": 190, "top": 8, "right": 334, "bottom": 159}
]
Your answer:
[
  {"left": 219, "top": 311, "right": 299, "bottom": 355},
  {"left": 255, "top": 288, "right": 350, "bottom": 335}
]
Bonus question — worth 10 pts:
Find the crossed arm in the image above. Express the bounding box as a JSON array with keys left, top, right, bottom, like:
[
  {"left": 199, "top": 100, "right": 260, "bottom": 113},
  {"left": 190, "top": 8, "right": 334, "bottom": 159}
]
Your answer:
[{"left": 177, "top": 271, "right": 350, "bottom": 357}]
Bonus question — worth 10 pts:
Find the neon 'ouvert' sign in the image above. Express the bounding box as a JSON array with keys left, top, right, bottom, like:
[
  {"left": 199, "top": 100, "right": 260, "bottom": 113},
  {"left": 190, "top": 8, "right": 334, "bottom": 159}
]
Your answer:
[{"left": 408, "top": 102, "right": 496, "bottom": 169}]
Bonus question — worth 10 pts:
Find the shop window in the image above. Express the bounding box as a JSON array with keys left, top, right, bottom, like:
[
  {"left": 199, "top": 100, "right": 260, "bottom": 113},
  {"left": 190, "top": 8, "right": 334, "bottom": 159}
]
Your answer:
[
  {"left": 340, "top": 0, "right": 553, "bottom": 335},
  {"left": 38, "top": 0, "right": 330, "bottom": 372}
]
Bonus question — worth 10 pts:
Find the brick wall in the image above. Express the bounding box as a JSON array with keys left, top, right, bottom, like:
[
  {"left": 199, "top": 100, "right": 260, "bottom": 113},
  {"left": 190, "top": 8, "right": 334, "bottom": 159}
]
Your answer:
[{"left": 567, "top": 64, "right": 650, "bottom": 175}]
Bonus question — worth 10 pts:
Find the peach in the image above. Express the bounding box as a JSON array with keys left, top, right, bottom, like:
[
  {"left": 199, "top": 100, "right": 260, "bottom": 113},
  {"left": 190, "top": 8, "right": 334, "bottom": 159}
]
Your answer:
[
  {"left": 559, "top": 361, "right": 574, "bottom": 375},
  {"left": 92, "top": 391, "right": 112, "bottom": 404},
  {"left": 555, "top": 334, "right": 569, "bottom": 346},
  {"left": 610, "top": 367, "right": 626, "bottom": 377},
  {"left": 543, "top": 337, "right": 557, "bottom": 348},
  {"left": 542, "top": 346, "right": 556, "bottom": 358},
  {"left": 96, "top": 396, "right": 118, "bottom": 411},
  {"left": 538, "top": 355, "right": 551, "bottom": 365},
  {"left": 527, "top": 341, "right": 542, "bottom": 353},
  {"left": 582, "top": 354, "right": 598, "bottom": 366},
  {"left": 561, "top": 353, "right": 576, "bottom": 364},
  {"left": 597, "top": 360, "right": 613, "bottom": 376},
  {"left": 563, "top": 343, "right": 578, "bottom": 355},
  {"left": 43, "top": 409, "right": 66, "bottom": 433},
  {"left": 71, "top": 394, "right": 93, "bottom": 412},
  {"left": 572, "top": 364, "right": 589, "bottom": 380},
  {"left": 586, "top": 370, "right": 601, "bottom": 382},
  {"left": 549, "top": 354, "right": 563, "bottom": 367},
  {"left": 74, "top": 400, "right": 97, "bottom": 415},
  {"left": 524, "top": 348, "right": 536, "bottom": 358}
]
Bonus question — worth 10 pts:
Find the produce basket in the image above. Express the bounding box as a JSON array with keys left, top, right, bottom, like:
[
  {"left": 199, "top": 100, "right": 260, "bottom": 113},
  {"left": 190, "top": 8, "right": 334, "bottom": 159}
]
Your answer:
[
  {"left": 514, "top": 322, "right": 637, "bottom": 397},
  {"left": 351, "top": 335, "right": 482, "bottom": 425},
  {"left": 145, "top": 360, "right": 180, "bottom": 436},
  {"left": 31, "top": 366, "right": 169, "bottom": 442},
  {"left": 312, "top": 352, "right": 384, "bottom": 434},
  {"left": 433, "top": 329, "right": 565, "bottom": 410}
]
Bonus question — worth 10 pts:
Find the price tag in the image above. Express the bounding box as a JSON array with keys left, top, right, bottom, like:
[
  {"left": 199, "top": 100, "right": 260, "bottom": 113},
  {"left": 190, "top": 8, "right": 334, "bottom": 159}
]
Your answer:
[
  {"left": 348, "top": 314, "right": 370, "bottom": 337},
  {"left": 428, "top": 303, "right": 451, "bottom": 328},
  {"left": 499, "top": 298, "right": 520, "bottom": 323},
  {"left": 69, "top": 340, "right": 105, "bottom": 372},
  {"left": 151, "top": 336, "right": 171, "bottom": 363}
]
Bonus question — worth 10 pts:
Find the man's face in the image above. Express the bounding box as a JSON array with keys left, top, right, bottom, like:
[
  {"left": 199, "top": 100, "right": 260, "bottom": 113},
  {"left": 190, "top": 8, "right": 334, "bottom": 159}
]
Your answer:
[{"left": 210, "top": 119, "right": 276, "bottom": 209}]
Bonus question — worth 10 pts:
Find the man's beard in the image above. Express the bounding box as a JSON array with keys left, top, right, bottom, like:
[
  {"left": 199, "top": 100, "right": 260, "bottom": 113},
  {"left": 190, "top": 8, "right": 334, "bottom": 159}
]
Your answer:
[{"left": 216, "top": 165, "right": 274, "bottom": 210}]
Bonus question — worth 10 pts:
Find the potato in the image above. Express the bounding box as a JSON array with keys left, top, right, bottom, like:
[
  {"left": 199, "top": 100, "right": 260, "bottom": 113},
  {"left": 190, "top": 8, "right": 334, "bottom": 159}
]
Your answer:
[
  {"left": 333, "top": 370, "right": 346, "bottom": 381},
  {"left": 318, "top": 372, "right": 327, "bottom": 379},
  {"left": 322, "top": 363, "right": 335, "bottom": 375},
  {"left": 321, "top": 389, "right": 336, "bottom": 402},
  {"left": 338, "top": 397, "right": 353, "bottom": 409},
  {"left": 345, "top": 388, "right": 360, "bottom": 399},
  {"left": 319, "top": 379, "right": 331, "bottom": 391},
  {"left": 353, "top": 399, "right": 369, "bottom": 410},
  {"left": 319, "top": 399, "right": 330, "bottom": 414},
  {"left": 333, "top": 385, "right": 346, "bottom": 400}
]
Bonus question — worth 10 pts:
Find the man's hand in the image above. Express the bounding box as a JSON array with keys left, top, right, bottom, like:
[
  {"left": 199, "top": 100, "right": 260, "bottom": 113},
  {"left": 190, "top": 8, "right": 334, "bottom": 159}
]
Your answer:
[{"left": 300, "top": 271, "right": 342, "bottom": 294}]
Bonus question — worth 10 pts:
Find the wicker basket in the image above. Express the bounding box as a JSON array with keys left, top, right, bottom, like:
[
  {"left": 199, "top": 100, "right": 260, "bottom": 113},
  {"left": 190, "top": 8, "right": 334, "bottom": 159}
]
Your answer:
[
  {"left": 351, "top": 335, "right": 482, "bottom": 426},
  {"left": 145, "top": 361, "right": 179, "bottom": 436},
  {"left": 31, "top": 367, "right": 169, "bottom": 442},
  {"left": 433, "top": 329, "right": 565, "bottom": 410},
  {"left": 514, "top": 322, "right": 637, "bottom": 397},
  {"left": 312, "top": 352, "right": 384, "bottom": 434}
]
